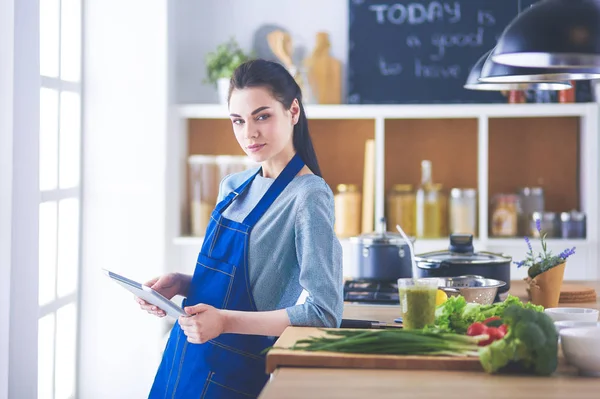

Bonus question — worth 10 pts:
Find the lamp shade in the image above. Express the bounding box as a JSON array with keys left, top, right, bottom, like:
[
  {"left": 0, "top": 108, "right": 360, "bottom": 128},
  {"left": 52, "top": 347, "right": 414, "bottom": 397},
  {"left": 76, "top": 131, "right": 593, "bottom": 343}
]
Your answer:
[
  {"left": 480, "top": 48, "right": 600, "bottom": 83},
  {"left": 493, "top": 0, "right": 600, "bottom": 68},
  {"left": 464, "top": 50, "right": 572, "bottom": 91}
]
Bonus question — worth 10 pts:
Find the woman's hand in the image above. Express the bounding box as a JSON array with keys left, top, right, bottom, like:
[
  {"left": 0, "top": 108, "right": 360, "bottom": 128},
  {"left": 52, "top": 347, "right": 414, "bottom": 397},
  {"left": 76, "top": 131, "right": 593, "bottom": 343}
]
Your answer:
[
  {"left": 136, "top": 273, "right": 188, "bottom": 318},
  {"left": 178, "top": 304, "right": 226, "bottom": 344}
]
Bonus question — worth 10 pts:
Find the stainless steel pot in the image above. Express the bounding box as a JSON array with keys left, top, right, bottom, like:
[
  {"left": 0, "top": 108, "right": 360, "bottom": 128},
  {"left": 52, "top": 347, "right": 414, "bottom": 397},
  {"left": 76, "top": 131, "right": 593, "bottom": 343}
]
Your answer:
[{"left": 348, "top": 219, "right": 414, "bottom": 281}]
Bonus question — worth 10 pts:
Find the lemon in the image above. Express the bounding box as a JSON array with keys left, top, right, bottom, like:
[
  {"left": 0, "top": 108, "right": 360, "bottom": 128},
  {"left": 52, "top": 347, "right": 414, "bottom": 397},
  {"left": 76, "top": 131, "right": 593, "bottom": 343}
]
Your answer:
[{"left": 436, "top": 289, "right": 448, "bottom": 306}]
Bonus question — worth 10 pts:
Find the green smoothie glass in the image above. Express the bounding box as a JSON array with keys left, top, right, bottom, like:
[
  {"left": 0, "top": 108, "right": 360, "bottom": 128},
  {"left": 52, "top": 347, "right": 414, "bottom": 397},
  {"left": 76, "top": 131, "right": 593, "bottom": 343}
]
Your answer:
[{"left": 397, "top": 278, "right": 439, "bottom": 330}]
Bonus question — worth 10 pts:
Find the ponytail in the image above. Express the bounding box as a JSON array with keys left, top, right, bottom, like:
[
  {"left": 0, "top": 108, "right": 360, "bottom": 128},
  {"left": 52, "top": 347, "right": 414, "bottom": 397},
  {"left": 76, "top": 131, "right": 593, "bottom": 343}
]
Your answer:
[{"left": 293, "top": 101, "right": 322, "bottom": 178}]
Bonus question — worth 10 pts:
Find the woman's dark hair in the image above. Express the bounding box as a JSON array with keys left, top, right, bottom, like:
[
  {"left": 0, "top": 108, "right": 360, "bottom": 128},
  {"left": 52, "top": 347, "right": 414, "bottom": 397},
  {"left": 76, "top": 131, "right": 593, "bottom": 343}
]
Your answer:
[{"left": 228, "top": 59, "right": 322, "bottom": 178}]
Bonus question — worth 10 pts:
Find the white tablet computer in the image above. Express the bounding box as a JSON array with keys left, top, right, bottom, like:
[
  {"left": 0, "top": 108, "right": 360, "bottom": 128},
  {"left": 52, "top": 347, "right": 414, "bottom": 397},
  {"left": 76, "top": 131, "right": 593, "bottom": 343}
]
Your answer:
[{"left": 102, "top": 269, "right": 187, "bottom": 319}]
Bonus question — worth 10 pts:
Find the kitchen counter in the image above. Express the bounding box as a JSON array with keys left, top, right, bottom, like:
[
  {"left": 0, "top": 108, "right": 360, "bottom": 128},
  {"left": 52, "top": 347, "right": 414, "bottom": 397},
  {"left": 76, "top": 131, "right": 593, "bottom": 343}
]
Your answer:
[{"left": 259, "top": 280, "right": 600, "bottom": 399}]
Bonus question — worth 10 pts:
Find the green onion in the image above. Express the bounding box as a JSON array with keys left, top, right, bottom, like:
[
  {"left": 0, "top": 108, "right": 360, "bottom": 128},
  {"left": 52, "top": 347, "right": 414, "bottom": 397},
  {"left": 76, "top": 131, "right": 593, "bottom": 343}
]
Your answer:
[{"left": 271, "top": 329, "right": 484, "bottom": 358}]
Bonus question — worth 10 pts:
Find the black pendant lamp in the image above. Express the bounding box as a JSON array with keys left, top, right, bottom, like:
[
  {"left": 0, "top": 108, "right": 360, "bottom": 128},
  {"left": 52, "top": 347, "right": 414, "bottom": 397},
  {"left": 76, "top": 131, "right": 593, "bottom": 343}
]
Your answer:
[
  {"left": 479, "top": 47, "right": 600, "bottom": 84},
  {"left": 464, "top": 50, "right": 572, "bottom": 91},
  {"left": 493, "top": 0, "right": 600, "bottom": 69}
]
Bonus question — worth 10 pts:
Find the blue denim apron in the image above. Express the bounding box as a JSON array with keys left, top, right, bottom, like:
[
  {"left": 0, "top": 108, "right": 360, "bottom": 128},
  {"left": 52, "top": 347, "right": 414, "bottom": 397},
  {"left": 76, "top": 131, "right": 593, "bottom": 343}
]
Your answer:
[{"left": 149, "top": 154, "right": 305, "bottom": 399}]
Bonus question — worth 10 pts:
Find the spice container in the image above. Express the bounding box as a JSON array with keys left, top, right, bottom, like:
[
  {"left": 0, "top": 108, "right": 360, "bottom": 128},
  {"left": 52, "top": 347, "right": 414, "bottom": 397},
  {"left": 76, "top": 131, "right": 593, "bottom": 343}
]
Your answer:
[
  {"left": 449, "top": 188, "right": 477, "bottom": 236},
  {"left": 531, "top": 212, "right": 560, "bottom": 238},
  {"left": 334, "top": 184, "right": 362, "bottom": 238},
  {"left": 188, "top": 155, "right": 220, "bottom": 236},
  {"left": 386, "top": 184, "right": 416, "bottom": 236},
  {"left": 490, "top": 194, "right": 521, "bottom": 237},
  {"left": 517, "top": 187, "right": 545, "bottom": 236},
  {"left": 561, "top": 211, "right": 586, "bottom": 239}
]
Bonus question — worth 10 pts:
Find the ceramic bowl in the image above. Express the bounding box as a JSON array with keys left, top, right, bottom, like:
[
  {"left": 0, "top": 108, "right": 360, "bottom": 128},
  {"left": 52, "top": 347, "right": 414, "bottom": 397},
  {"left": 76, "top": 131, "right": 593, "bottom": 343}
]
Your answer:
[
  {"left": 544, "top": 307, "right": 599, "bottom": 323},
  {"left": 560, "top": 326, "right": 600, "bottom": 377},
  {"left": 555, "top": 320, "right": 600, "bottom": 333}
]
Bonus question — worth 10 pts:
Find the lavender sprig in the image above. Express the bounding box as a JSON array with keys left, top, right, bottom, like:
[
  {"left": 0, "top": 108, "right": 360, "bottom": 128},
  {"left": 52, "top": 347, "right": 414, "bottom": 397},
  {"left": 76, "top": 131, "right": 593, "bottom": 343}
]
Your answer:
[{"left": 514, "top": 218, "right": 577, "bottom": 278}]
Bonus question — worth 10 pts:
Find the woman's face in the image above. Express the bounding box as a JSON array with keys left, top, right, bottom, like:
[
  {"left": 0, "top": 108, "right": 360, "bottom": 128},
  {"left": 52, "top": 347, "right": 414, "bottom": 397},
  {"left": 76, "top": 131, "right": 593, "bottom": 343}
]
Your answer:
[{"left": 228, "top": 86, "right": 299, "bottom": 164}]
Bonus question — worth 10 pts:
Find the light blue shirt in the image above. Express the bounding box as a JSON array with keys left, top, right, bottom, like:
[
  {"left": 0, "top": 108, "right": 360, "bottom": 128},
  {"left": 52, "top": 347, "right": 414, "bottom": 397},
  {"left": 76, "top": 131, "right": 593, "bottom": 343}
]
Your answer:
[{"left": 217, "top": 167, "right": 344, "bottom": 328}]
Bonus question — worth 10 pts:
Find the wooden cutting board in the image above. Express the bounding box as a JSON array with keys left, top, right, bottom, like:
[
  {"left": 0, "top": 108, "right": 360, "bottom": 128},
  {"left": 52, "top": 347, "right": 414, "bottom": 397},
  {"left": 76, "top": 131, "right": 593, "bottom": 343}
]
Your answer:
[
  {"left": 559, "top": 283, "right": 598, "bottom": 304},
  {"left": 265, "top": 327, "right": 483, "bottom": 374}
]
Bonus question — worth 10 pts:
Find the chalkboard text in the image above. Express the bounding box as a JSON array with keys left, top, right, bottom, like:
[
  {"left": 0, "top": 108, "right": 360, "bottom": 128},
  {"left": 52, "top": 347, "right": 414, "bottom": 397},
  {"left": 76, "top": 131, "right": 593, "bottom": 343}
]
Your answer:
[{"left": 368, "top": 2, "right": 461, "bottom": 25}]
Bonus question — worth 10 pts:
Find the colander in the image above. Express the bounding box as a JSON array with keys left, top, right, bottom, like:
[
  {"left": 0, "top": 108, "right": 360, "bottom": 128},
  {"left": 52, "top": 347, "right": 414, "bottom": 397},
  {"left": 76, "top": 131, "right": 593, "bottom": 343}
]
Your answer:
[{"left": 435, "top": 275, "right": 507, "bottom": 305}]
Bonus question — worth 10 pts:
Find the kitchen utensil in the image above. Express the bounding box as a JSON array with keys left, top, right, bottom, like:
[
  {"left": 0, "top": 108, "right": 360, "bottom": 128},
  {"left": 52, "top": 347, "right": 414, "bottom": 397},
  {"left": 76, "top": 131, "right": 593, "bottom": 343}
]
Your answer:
[
  {"left": 560, "top": 283, "right": 597, "bottom": 304},
  {"left": 544, "top": 307, "right": 599, "bottom": 323},
  {"left": 414, "top": 234, "right": 511, "bottom": 293},
  {"left": 340, "top": 319, "right": 403, "bottom": 329},
  {"left": 265, "top": 327, "right": 483, "bottom": 374},
  {"left": 433, "top": 275, "right": 506, "bottom": 305},
  {"left": 303, "top": 32, "right": 342, "bottom": 104},
  {"left": 560, "top": 326, "right": 600, "bottom": 377},
  {"left": 349, "top": 219, "right": 414, "bottom": 281},
  {"left": 361, "top": 139, "right": 375, "bottom": 233}
]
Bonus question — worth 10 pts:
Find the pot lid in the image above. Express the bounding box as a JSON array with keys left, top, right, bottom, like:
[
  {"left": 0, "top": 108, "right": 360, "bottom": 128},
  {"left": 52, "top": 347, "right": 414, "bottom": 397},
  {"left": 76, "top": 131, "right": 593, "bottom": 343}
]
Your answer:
[
  {"left": 349, "top": 231, "right": 414, "bottom": 245},
  {"left": 414, "top": 234, "right": 511, "bottom": 265}
]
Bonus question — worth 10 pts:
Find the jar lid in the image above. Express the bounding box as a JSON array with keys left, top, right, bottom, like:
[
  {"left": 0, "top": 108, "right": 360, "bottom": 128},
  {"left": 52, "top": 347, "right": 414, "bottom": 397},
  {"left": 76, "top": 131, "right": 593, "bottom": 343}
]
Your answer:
[
  {"left": 337, "top": 184, "right": 359, "bottom": 193},
  {"left": 561, "top": 211, "right": 586, "bottom": 222},
  {"left": 188, "top": 155, "right": 218, "bottom": 164},
  {"left": 450, "top": 188, "right": 477, "bottom": 198},
  {"left": 533, "top": 211, "right": 557, "bottom": 221},
  {"left": 391, "top": 184, "right": 413, "bottom": 192},
  {"left": 414, "top": 234, "right": 511, "bottom": 265},
  {"left": 349, "top": 231, "right": 414, "bottom": 245},
  {"left": 518, "top": 187, "right": 544, "bottom": 196}
]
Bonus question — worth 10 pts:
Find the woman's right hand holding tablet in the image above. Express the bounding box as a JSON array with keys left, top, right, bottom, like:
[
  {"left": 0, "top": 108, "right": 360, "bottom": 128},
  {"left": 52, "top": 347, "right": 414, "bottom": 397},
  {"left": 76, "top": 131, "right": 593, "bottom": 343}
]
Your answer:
[{"left": 136, "top": 273, "right": 191, "bottom": 318}]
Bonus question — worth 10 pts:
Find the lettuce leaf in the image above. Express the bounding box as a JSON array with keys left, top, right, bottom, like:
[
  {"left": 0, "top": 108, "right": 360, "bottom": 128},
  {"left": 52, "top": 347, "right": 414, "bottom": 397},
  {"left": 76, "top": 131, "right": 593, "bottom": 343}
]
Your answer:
[{"left": 429, "top": 294, "right": 544, "bottom": 334}]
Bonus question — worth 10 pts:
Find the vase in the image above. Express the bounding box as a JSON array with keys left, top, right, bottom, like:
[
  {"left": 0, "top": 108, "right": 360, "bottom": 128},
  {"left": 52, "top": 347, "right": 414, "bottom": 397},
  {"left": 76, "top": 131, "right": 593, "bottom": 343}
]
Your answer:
[
  {"left": 217, "top": 77, "right": 230, "bottom": 105},
  {"left": 525, "top": 262, "right": 566, "bottom": 308}
]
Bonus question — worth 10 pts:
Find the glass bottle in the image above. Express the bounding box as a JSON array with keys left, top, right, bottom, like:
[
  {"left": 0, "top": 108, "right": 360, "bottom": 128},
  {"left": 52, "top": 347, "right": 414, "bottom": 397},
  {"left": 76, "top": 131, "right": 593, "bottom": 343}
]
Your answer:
[{"left": 416, "top": 160, "right": 442, "bottom": 238}]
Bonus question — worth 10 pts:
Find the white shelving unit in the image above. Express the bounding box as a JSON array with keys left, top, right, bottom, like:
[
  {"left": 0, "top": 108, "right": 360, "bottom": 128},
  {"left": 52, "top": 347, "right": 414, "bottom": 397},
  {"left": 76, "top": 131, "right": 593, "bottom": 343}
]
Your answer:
[{"left": 169, "top": 103, "right": 600, "bottom": 281}]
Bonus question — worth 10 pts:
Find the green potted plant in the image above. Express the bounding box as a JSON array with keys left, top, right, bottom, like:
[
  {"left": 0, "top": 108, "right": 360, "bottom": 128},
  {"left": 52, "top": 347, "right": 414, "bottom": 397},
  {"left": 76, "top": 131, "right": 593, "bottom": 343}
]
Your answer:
[
  {"left": 204, "top": 38, "right": 251, "bottom": 104},
  {"left": 515, "top": 218, "right": 576, "bottom": 308}
]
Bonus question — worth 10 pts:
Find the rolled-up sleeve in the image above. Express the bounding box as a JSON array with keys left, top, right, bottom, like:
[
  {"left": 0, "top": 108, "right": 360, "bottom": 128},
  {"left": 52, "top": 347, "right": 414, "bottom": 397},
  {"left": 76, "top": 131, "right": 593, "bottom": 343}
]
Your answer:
[{"left": 285, "top": 182, "right": 344, "bottom": 328}]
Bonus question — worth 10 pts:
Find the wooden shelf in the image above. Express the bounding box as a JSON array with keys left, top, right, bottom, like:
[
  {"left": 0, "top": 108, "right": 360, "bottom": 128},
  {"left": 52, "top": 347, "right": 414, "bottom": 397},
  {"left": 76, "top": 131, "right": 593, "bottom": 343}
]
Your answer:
[{"left": 172, "top": 103, "right": 599, "bottom": 280}]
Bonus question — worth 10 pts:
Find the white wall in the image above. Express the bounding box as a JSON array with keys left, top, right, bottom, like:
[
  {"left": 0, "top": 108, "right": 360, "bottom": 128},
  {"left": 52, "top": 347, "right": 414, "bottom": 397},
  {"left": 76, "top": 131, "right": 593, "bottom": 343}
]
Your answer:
[
  {"left": 4, "top": 0, "right": 41, "bottom": 398},
  {"left": 0, "top": 1, "right": 15, "bottom": 398},
  {"left": 174, "top": 0, "right": 348, "bottom": 104},
  {"left": 79, "top": 1, "right": 169, "bottom": 397}
]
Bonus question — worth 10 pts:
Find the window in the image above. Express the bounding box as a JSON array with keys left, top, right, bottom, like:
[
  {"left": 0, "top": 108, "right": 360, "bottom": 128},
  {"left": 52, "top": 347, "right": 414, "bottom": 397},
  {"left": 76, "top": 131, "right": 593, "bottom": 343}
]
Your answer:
[{"left": 38, "top": 1, "right": 82, "bottom": 398}]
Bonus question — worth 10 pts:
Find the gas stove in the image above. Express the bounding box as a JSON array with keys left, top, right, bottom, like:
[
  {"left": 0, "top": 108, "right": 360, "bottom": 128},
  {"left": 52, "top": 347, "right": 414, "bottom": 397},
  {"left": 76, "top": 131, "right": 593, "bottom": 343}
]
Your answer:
[{"left": 343, "top": 279, "right": 400, "bottom": 305}]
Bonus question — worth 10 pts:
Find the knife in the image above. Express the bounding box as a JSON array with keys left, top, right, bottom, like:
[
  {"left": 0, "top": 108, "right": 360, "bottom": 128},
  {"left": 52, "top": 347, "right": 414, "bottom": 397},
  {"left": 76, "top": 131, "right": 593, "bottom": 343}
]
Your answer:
[{"left": 340, "top": 319, "right": 403, "bottom": 329}]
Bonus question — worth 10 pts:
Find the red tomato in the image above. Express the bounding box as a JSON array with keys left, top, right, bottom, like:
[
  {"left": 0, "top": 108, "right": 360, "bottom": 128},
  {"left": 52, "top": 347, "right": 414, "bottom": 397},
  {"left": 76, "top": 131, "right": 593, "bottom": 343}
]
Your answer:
[
  {"left": 466, "top": 322, "right": 488, "bottom": 337},
  {"left": 498, "top": 324, "right": 508, "bottom": 335}
]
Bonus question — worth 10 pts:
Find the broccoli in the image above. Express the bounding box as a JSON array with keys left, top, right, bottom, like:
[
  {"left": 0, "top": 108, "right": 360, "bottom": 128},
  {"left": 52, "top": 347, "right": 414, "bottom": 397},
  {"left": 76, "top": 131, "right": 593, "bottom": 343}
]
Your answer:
[{"left": 478, "top": 305, "right": 558, "bottom": 376}]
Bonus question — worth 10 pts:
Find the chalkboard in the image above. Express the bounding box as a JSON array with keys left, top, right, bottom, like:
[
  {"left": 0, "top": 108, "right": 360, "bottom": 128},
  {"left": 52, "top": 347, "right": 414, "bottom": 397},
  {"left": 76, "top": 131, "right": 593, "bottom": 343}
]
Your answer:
[{"left": 347, "top": 0, "right": 540, "bottom": 104}]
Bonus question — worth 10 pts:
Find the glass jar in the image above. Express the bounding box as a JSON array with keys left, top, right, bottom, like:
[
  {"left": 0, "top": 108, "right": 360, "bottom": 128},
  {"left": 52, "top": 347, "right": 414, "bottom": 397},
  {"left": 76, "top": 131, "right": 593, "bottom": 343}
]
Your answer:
[
  {"left": 386, "top": 184, "right": 416, "bottom": 236},
  {"left": 216, "top": 155, "right": 248, "bottom": 179},
  {"left": 517, "top": 187, "right": 544, "bottom": 236},
  {"left": 490, "top": 194, "right": 521, "bottom": 237},
  {"left": 334, "top": 184, "right": 362, "bottom": 238},
  {"left": 561, "top": 211, "right": 586, "bottom": 238},
  {"left": 531, "top": 212, "right": 560, "bottom": 238},
  {"left": 188, "top": 155, "right": 220, "bottom": 236},
  {"left": 449, "top": 188, "right": 477, "bottom": 236}
]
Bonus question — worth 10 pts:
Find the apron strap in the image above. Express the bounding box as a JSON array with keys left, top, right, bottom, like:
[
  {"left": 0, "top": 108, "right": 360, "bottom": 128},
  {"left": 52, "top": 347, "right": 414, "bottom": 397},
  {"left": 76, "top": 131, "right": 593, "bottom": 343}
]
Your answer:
[
  {"left": 243, "top": 153, "right": 305, "bottom": 227},
  {"left": 214, "top": 168, "right": 262, "bottom": 215}
]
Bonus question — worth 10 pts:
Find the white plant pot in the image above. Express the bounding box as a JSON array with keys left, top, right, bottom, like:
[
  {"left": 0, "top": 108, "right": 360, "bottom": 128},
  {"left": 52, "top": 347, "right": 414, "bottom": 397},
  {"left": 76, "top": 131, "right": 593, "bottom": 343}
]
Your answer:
[{"left": 217, "top": 77, "right": 230, "bottom": 104}]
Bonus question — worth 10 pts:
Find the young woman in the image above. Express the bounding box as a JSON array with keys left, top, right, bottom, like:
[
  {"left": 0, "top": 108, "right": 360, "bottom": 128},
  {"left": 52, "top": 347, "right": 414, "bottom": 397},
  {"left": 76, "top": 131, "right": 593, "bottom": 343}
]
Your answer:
[{"left": 138, "top": 59, "right": 344, "bottom": 398}]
